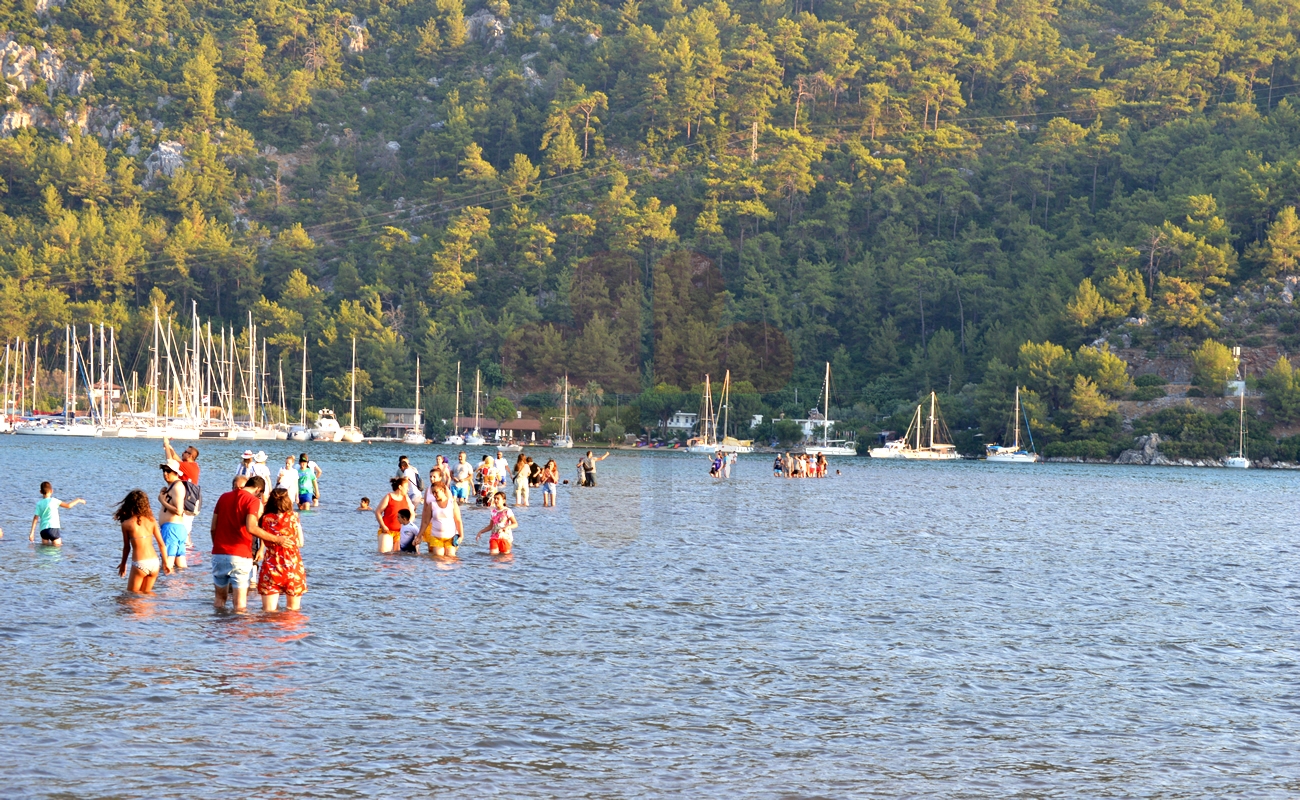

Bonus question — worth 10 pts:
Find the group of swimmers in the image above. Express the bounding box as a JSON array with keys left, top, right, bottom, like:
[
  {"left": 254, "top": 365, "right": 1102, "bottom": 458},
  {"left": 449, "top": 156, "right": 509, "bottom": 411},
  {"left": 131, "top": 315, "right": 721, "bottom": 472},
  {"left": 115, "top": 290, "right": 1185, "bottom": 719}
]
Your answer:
[
  {"left": 773, "top": 451, "right": 830, "bottom": 478},
  {"left": 709, "top": 451, "right": 738, "bottom": 479}
]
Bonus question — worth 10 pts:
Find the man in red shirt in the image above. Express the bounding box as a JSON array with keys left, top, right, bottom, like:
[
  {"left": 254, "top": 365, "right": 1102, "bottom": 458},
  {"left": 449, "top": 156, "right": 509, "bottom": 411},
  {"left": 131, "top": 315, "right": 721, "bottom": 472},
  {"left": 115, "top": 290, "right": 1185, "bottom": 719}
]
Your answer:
[{"left": 209, "top": 475, "right": 284, "bottom": 611}]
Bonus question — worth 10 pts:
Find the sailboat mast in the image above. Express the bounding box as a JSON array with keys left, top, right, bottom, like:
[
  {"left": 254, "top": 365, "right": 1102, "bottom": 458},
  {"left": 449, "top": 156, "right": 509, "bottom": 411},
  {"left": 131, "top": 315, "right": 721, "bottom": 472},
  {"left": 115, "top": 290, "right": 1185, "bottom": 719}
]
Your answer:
[
  {"left": 300, "top": 335, "right": 308, "bottom": 426},
  {"left": 1013, "top": 386, "right": 1021, "bottom": 451},
  {"left": 722, "top": 370, "right": 731, "bottom": 440},
  {"left": 823, "top": 362, "right": 831, "bottom": 447},
  {"left": 350, "top": 337, "right": 357, "bottom": 428},
  {"left": 928, "top": 392, "right": 937, "bottom": 449},
  {"left": 453, "top": 361, "right": 461, "bottom": 435},
  {"left": 474, "top": 369, "right": 481, "bottom": 433},
  {"left": 412, "top": 356, "right": 421, "bottom": 432},
  {"left": 562, "top": 375, "right": 570, "bottom": 439}
]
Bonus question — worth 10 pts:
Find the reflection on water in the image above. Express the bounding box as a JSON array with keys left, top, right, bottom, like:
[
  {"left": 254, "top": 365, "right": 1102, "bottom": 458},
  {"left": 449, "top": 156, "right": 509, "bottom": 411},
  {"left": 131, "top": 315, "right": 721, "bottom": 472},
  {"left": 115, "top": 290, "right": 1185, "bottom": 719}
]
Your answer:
[{"left": 1, "top": 436, "right": 1298, "bottom": 796}]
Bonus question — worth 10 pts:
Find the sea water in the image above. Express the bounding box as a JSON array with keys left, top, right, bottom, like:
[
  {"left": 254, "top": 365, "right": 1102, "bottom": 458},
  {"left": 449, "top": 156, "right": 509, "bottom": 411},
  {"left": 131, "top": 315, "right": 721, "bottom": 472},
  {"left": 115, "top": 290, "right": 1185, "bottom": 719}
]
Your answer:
[{"left": 0, "top": 437, "right": 1297, "bottom": 796}]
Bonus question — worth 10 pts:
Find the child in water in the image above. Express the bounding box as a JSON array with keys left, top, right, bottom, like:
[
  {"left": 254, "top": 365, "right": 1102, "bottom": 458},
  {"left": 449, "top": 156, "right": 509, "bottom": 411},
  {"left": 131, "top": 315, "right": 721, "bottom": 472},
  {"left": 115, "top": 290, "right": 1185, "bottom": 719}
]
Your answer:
[
  {"left": 397, "top": 508, "right": 420, "bottom": 553},
  {"left": 115, "top": 489, "right": 171, "bottom": 593},
  {"left": 356, "top": 497, "right": 371, "bottom": 511},
  {"left": 29, "top": 481, "right": 84, "bottom": 546},
  {"left": 476, "top": 491, "right": 517, "bottom": 555}
]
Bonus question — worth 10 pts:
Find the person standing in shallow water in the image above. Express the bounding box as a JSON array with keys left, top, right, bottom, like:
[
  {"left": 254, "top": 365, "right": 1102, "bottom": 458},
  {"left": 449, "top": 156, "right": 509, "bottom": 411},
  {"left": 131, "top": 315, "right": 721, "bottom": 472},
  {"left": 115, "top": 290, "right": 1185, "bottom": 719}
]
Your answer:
[
  {"left": 158, "top": 460, "right": 189, "bottom": 571},
  {"left": 29, "top": 481, "right": 83, "bottom": 546},
  {"left": 580, "top": 450, "right": 609, "bottom": 487},
  {"left": 210, "top": 475, "right": 283, "bottom": 612},
  {"left": 115, "top": 490, "right": 170, "bottom": 593},
  {"left": 256, "top": 488, "right": 307, "bottom": 612}
]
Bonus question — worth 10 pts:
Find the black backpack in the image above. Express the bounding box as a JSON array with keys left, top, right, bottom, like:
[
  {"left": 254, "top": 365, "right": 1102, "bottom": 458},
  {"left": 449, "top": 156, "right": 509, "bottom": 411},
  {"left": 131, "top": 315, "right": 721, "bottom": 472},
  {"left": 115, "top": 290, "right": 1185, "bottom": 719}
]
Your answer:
[{"left": 178, "top": 480, "right": 202, "bottom": 515}]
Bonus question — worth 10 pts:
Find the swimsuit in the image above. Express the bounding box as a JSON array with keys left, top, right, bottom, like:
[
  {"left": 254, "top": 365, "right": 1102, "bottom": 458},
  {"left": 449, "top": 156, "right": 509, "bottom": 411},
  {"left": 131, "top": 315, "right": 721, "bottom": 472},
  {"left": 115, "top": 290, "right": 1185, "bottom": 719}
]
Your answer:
[
  {"left": 132, "top": 558, "right": 161, "bottom": 576},
  {"left": 160, "top": 522, "right": 187, "bottom": 556}
]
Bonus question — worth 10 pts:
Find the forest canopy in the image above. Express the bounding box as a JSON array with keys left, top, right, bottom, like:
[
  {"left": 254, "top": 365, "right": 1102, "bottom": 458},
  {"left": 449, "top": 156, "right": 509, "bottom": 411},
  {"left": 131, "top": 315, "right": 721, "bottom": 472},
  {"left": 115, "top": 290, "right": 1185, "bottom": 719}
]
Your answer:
[{"left": 5, "top": 0, "right": 1300, "bottom": 445}]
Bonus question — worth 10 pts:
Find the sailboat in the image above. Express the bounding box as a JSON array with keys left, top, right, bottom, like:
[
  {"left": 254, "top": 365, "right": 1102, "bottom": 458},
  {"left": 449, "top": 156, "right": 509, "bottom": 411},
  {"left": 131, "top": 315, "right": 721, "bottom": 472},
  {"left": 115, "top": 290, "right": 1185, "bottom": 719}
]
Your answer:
[
  {"left": 19, "top": 326, "right": 100, "bottom": 436},
  {"left": 290, "top": 336, "right": 312, "bottom": 441},
  {"left": 552, "top": 374, "right": 573, "bottom": 448},
  {"left": 687, "top": 374, "right": 719, "bottom": 453},
  {"left": 802, "top": 363, "right": 857, "bottom": 456},
  {"left": 341, "top": 337, "right": 365, "bottom": 443},
  {"left": 464, "top": 369, "right": 486, "bottom": 446},
  {"left": 986, "top": 386, "right": 1039, "bottom": 463},
  {"left": 444, "top": 361, "right": 465, "bottom": 445},
  {"left": 715, "top": 370, "right": 755, "bottom": 454},
  {"left": 870, "top": 392, "right": 960, "bottom": 460},
  {"left": 403, "top": 357, "right": 427, "bottom": 445},
  {"left": 1226, "top": 347, "right": 1249, "bottom": 468}
]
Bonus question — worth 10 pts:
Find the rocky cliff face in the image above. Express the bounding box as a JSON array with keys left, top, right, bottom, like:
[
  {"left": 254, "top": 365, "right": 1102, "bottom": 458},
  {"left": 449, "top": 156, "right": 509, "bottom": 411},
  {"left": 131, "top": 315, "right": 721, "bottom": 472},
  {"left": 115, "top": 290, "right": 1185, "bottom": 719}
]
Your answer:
[{"left": 1116, "top": 433, "right": 1169, "bottom": 465}]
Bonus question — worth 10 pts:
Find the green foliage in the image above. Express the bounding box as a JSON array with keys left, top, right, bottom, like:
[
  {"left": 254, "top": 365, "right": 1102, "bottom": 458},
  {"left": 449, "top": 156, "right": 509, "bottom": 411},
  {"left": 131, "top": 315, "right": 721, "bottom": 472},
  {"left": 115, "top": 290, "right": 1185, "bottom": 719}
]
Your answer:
[
  {"left": 1134, "top": 374, "right": 1169, "bottom": 387},
  {"left": 486, "top": 395, "right": 517, "bottom": 423},
  {"left": 1041, "top": 440, "right": 1112, "bottom": 459},
  {"left": 1129, "top": 385, "right": 1166, "bottom": 401},
  {"left": 1190, "top": 339, "right": 1236, "bottom": 396},
  {"left": 1260, "top": 356, "right": 1300, "bottom": 424}
]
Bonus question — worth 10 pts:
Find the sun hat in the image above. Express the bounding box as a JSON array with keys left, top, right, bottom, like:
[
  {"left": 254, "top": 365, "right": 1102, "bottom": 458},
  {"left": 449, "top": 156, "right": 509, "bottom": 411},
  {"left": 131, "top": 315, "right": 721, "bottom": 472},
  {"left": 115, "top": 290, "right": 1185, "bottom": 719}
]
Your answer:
[
  {"left": 254, "top": 451, "right": 267, "bottom": 463},
  {"left": 242, "top": 449, "right": 254, "bottom": 459},
  {"left": 160, "top": 458, "right": 182, "bottom": 473}
]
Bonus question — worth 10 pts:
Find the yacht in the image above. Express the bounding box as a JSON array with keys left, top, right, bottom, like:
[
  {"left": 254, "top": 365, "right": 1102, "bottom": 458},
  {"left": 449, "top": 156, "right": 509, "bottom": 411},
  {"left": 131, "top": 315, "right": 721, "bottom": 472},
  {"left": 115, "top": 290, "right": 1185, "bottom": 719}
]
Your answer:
[
  {"left": 1226, "top": 347, "right": 1249, "bottom": 468},
  {"left": 552, "top": 375, "right": 573, "bottom": 448},
  {"left": 800, "top": 363, "right": 857, "bottom": 456},
  {"left": 312, "top": 409, "right": 343, "bottom": 441},
  {"left": 341, "top": 338, "right": 365, "bottom": 443},
  {"left": 687, "top": 374, "right": 720, "bottom": 453},
  {"left": 402, "top": 356, "right": 426, "bottom": 445},
  {"left": 986, "top": 386, "right": 1040, "bottom": 463},
  {"left": 869, "top": 392, "right": 960, "bottom": 460},
  {"left": 464, "top": 368, "right": 486, "bottom": 446},
  {"left": 444, "top": 361, "right": 466, "bottom": 445}
]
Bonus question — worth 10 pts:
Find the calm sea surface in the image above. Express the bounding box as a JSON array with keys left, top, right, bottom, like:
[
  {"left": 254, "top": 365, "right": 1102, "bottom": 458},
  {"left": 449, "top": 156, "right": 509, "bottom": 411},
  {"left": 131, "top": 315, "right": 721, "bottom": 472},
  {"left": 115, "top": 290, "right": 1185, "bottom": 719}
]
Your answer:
[{"left": 0, "top": 437, "right": 1298, "bottom": 797}]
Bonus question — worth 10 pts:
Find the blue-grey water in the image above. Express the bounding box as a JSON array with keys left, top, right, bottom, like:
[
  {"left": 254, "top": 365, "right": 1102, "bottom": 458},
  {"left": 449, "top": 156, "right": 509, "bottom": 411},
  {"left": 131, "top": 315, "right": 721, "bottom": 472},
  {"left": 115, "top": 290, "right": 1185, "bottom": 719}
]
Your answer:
[{"left": 1, "top": 437, "right": 1298, "bottom": 797}]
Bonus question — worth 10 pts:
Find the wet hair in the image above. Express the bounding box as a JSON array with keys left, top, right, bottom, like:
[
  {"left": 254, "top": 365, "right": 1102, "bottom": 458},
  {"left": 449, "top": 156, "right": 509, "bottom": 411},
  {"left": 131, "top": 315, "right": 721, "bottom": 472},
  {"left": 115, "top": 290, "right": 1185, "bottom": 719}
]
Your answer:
[
  {"left": 39, "top": 481, "right": 52, "bottom": 495},
  {"left": 245, "top": 475, "right": 266, "bottom": 494},
  {"left": 360, "top": 496, "right": 370, "bottom": 504},
  {"left": 397, "top": 508, "right": 412, "bottom": 522},
  {"left": 265, "top": 487, "right": 292, "bottom": 514},
  {"left": 390, "top": 476, "right": 405, "bottom": 491},
  {"left": 113, "top": 489, "right": 153, "bottom": 522}
]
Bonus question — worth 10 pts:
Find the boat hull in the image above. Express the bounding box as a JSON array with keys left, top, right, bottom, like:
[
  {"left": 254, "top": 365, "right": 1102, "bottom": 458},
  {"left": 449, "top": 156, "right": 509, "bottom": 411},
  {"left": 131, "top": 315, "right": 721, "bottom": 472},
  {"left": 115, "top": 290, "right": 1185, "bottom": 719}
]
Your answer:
[
  {"left": 1224, "top": 456, "right": 1250, "bottom": 468},
  {"left": 986, "top": 451, "right": 1039, "bottom": 463}
]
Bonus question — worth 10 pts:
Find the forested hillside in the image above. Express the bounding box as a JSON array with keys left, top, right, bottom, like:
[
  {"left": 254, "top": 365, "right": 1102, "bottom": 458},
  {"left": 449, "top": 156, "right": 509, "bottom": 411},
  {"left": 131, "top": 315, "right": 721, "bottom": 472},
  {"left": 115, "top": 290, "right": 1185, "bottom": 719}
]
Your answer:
[{"left": 6, "top": 0, "right": 1300, "bottom": 449}]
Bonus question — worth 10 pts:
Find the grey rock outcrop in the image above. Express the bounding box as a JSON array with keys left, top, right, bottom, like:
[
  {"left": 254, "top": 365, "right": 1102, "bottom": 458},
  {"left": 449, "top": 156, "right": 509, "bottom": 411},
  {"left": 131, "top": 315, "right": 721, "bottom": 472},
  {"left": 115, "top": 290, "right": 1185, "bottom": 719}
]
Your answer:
[
  {"left": 465, "top": 9, "right": 507, "bottom": 47},
  {"left": 143, "top": 141, "right": 185, "bottom": 183},
  {"left": 1115, "top": 433, "right": 1171, "bottom": 465},
  {"left": 345, "top": 22, "right": 367, "bottom": 54},
  {"left": 0, "top": 35, "right": 92, "bottom": 98}
]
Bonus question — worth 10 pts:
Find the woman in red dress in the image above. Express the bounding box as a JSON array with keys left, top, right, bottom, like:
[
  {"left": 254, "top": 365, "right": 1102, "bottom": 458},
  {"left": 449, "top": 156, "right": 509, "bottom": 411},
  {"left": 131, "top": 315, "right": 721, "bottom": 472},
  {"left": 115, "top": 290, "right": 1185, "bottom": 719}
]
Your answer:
[{"left": 257, "top": 488, "right": 307, "bottom": 611}]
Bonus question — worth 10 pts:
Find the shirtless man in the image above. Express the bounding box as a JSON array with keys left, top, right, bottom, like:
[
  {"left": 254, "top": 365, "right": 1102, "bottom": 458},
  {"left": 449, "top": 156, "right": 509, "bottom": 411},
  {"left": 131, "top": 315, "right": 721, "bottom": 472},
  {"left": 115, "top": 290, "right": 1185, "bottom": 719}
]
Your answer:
[
  {"left": 451, "top": 451, "right": 473, "bottom": 505},
  {"left": 158, "top": 459, "right": 189, "bottom": 571},
  {"left": 115, "top": 489, "right": 171, "bottom": 593}
]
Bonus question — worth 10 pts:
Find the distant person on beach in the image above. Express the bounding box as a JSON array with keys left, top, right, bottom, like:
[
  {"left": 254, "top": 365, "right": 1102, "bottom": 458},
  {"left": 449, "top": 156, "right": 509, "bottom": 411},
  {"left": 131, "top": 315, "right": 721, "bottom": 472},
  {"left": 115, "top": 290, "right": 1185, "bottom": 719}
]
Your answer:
[
  {"left": 476, "top": 491, "right": 517, "bottom": 555},
  {"left": 356, "top": 497, "right": 371, "bottom": 511},
  {"left": 29, "top": 481, "right": 83, "bottom": 546},
  {"left": 420, "top": 482, "right": 463, "bottom": 557},
  {"left": 115, "top": 489, "right": 170, "bottom": 593},
  {"left": 374, "top": 476, "right": 410, "bottom": 553},
  {"left": 580, "top": 451, "right": 609, "bottom": 487},
  {"left": 297, "top": 456, "right": 317, "bottom": 511},
  {"left": 256, "top": 488, "right": 307, "bottom": 611},
  {"left": 541, "top": 459, "right": 559, "bottom": 507},
  {"left": 211, "top": 475, "right": 280, "bottom": 612},
  {"left": 158, "top": 459, "right": 190, "bottom": 571},
  {"left": 512, "top": 453, "right": 530, "bottom": 506},
  {"left": 773, "top": 454, "right": 783, "bottom": 477}
]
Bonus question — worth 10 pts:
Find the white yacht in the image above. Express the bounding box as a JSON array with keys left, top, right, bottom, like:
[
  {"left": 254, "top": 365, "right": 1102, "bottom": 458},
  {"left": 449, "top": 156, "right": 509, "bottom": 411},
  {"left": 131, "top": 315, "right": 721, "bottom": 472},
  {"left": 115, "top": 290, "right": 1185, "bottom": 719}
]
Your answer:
[
  {"left": 801, "top": 363, "right": 857, "bottom": 456},
  {"left": 464, "top": 368, "right": 486, "bottom": 446},
  {"left": 312, "top": 409, "right": 343, "bottom": 441},
  {"left": 402, "top": 356, "right": 426, "bottom": 445},
  {"left": 552, "top": 374, "right": 573, "bottom": 448},
  {"left": 986, "top": 386, "right": 1040, "bottom": 463},
  {"left": 444, "top": 361, "right": 466, "bottom": 445},
  {"left": 870, "top": 392, "right": 960, "bottom": 460},
  {"left": 1226, "top": 347, "right": 1249, "bottom": 468},
  {"left": 341, "top": 338, "right": 365, "bottom": 443}
]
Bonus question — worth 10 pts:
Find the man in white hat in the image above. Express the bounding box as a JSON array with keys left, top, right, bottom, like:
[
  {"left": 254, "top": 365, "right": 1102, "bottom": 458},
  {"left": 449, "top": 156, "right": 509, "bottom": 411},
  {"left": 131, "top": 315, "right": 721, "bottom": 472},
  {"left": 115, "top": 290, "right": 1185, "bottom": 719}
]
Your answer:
[
  {"left": 235, "top": 450, "right": 257, "bottom": 481},
  {"left": 158, "top": 459, "right": 189, "bottom": 571},
  {"left": 252, "top": 451, "right": 273, "bottom": 501}
]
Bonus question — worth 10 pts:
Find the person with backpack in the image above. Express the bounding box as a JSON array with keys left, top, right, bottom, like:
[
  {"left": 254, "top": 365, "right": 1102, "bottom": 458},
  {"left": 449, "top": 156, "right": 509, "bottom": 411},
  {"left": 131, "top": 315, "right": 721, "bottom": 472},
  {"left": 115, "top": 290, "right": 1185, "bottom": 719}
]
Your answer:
[
  {"left": 158, "top": 459, "right": 191, "bottom": 571},
  {"left": 396, "top": 456, "right": 423, "bottom": 508},
  {"left": 164, "top": 437, "right": 201, "bottom": 552}
]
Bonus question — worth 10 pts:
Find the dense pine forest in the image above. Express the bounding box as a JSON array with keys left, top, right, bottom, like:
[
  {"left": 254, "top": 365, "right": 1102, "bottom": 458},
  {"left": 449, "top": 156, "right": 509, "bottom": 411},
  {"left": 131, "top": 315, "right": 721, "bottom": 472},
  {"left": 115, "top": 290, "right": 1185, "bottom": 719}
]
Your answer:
[{"left": 7, "top": 0, "right": 1300, "bottom": 455}]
